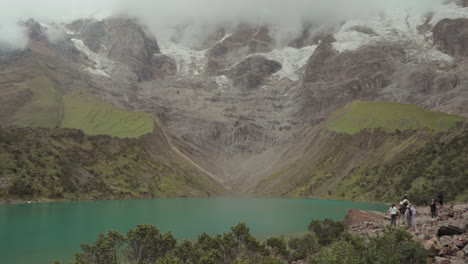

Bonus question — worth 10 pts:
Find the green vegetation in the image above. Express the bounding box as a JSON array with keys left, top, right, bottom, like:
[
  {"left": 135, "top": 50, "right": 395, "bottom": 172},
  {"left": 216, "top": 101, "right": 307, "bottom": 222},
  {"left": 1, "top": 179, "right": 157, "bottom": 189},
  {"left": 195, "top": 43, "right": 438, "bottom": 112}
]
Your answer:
[
  {"left": 11, "top": 76, "right": 63, "bottom": 128},
  {"left": 4, "top": 75, "right": 154, "bottom": 138},
  {"left": 0, "top": 126, "right": 224, "bottom": 201},
  {"left": 326, "top": 101, "right": 464, "bottom": 134},
  {"left": 257, "top": 120, "right": 468, "bottom": 204},
  {"left": 62, "top": 91, "right": 154, "bottom": 138},
  {"left": 60, "top": 219, "right": 427, "bottom": 264}
]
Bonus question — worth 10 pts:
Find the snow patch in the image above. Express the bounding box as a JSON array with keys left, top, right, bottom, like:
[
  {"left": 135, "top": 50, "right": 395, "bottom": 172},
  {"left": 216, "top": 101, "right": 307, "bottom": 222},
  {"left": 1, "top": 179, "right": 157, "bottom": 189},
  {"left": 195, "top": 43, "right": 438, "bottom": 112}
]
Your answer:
[
  {"left": 71, "top": 38, "right": 112, "bottom": 77},
  {"left": 261, "top": 45, "right": 318, "bottom": 81},
  {"left": 332, "top": 2, "right": 467, "bottom": 63},
  {"left": 159, "top": 41, "right": 208, "bottom": 76}
]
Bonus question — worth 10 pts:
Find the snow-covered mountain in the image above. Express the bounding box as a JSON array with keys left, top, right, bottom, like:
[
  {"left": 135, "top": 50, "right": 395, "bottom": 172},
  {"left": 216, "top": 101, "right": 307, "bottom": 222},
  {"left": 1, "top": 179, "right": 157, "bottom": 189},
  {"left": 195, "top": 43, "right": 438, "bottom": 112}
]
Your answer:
[{"left": 1, "top": 0, "right": 467, "bottom": 192}]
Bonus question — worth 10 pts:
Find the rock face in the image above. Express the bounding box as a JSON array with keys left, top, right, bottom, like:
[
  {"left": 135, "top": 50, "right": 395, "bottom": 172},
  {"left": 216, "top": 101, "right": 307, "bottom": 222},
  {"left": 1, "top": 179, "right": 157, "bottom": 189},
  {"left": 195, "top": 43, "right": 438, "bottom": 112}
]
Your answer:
[
  {"left": 206, "top": 25, "right": 274, "bottom": 76},
  {"left": 151, "top": 54, "right": 177, "bottom": 79},
  {"left": 226, "top": 55, "right": 282, "bottom": 89},
  {"left": 72, "top": 18, "right": 163, "bottom": 81},
  {"left": 433, "top": 18, "right": 468, "bottom": 58},
  {"left": 299, "top": 36, "right": 406, "bottom": 121}
]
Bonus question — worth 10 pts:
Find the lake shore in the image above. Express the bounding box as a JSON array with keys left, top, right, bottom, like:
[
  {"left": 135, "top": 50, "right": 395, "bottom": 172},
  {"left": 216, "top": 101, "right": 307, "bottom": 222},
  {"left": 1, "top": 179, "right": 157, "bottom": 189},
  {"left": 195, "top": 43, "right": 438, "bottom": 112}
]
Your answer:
[{"left": 343, "top": 202, "right": 468, "bottom": 263}]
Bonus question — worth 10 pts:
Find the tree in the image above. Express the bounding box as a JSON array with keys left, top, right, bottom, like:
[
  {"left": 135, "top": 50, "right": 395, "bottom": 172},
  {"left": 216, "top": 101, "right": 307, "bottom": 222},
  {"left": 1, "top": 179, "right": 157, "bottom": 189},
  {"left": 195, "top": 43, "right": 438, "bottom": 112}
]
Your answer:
[
  {"left": 74, "top": 230, "right": 124, "bottom": 264},
  {"left": 123, "top": 224, "right": 176, "bottom": 264}
]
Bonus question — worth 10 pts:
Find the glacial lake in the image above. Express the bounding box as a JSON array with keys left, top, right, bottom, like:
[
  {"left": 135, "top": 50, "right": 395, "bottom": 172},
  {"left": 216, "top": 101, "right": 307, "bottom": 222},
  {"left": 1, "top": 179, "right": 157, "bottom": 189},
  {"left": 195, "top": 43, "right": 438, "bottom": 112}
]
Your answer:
[{"left": 0, "top": 198, "right": 386, "bottom": 264}]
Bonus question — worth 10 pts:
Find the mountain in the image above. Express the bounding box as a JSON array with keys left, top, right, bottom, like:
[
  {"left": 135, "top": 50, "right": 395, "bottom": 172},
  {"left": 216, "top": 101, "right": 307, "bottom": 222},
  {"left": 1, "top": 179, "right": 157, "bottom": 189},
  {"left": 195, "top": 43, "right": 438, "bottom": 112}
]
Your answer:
[{"left": 0, "top": 1, "right": 467, "bottom": 202}]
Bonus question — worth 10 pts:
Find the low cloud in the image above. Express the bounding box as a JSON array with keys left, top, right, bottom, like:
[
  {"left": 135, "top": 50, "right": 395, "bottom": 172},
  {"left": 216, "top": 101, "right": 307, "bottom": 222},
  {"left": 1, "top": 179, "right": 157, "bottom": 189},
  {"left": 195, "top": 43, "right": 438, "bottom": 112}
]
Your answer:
[{"left": 0, "top": 0, "right": 448, "bottom": 49}]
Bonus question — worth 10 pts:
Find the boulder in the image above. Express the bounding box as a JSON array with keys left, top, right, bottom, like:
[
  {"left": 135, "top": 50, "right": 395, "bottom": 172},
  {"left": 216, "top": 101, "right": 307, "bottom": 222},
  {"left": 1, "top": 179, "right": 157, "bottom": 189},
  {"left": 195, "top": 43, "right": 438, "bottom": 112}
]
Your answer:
[
  {"left": 453, "top": 239, "right": 467, "bottom": 249},
  {"left": 226, "top": 55, "right": 281, "bottom": 90},
  {"left": 343, "top": 209, "right": 386, "bottom": 227},
  {"left": 433, "top": 18, "right": 468, "bottom": 57},
  {"left": 434, "top": 256, "right": 451, "bottom": 264},
  {"left": 440, "top": 236, "right": 453, "bottom": 247},
  {"left": 438, "top": 226, "right": 464, "bottom": 237},
  {"left": 425, "top": 238, "right": 443, "bottom": 257},
  {"left": 438, "top": 246, "right": 452, "bottom": 256}
]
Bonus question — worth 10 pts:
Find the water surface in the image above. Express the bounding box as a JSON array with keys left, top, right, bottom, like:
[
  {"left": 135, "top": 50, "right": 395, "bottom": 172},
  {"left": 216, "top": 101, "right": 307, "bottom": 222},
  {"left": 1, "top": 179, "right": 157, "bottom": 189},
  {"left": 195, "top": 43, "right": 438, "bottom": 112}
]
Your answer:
[{"left": 0, "top": 198, "right": 386, "bottom": 264}]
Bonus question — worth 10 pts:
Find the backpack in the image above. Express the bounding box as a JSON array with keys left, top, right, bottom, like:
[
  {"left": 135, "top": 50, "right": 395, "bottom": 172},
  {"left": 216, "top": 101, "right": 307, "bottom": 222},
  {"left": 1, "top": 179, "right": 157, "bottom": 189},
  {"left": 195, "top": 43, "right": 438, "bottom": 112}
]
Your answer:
[{"left": 406, "top": 207, "right": 412, "bottom": 217}]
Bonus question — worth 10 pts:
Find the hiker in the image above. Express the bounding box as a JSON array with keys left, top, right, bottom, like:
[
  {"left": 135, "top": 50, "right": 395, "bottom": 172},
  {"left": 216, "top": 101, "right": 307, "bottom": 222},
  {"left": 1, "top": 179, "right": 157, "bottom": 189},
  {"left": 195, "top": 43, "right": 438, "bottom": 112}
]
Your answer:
[
  {"left": 389, "top": 204, "right": 398, "bottom": 225},
  {"left": 399, "top": 201, "right": 407, "bottom": 224},
  {"left": 437, "top": 192, "right": 444, "bottom": 208},
  {"left": 401, "top": 194, "right": 408, "bottom": 201},
  {"left": 430, "top": 199, "right": 437, "bottom": 220},
  {"left": 405, "top": 203, "right": 416, "bottom": 228}
]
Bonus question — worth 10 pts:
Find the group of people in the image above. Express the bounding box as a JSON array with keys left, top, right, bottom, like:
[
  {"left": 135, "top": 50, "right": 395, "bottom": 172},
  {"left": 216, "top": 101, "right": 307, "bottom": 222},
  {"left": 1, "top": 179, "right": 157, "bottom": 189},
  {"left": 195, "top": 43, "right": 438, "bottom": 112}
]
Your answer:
[{"left": 388, "top": 192, "right": 444, "bottom": 228}]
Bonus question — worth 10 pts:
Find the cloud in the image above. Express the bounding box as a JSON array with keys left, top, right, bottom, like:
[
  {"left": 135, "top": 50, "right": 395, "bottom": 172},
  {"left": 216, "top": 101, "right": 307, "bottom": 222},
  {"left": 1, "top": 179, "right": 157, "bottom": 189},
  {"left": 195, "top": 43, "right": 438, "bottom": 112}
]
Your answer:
[{"left": 0, "top": 0, "right": 447, "bottom": 49}]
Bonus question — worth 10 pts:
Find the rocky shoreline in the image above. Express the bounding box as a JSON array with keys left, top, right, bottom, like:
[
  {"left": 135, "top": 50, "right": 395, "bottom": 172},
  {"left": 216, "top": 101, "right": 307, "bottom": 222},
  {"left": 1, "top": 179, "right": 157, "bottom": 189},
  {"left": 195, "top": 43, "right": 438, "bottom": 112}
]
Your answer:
[{"left": 344, "top": 203, "right": 468, "bottom": 264}]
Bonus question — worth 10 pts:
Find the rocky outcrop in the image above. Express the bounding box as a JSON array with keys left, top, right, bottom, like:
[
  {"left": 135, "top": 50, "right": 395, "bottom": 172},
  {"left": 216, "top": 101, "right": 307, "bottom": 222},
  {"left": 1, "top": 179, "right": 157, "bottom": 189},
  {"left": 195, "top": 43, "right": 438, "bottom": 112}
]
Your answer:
[
  {"left": 151, "top": 55, "right": 177, "bottom": 79},
  {"left": 226, "top": 55, "right": 282, "bottom": 89},
  {"left": 299, "top": 36, "right": 406, "bottom": 120},
  {"left": 433, "top": 18, "right": 468, "bottom": 58},
  {"left": 71, "top": 18, "right": 164, "bottom": 81},
  {"left": 343, "top": 209, "right": 386, "bottom": 227},
  {"left": 206, "top": 25, "right": 275, "bottom": 76}
]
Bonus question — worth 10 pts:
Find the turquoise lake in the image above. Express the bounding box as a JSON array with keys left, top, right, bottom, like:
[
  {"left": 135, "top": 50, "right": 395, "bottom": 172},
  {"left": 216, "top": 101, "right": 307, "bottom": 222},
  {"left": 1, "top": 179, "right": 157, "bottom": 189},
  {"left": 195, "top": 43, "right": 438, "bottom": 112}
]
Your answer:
[{"left": 0, "top": 198, "right": 386, "bottom": 264}]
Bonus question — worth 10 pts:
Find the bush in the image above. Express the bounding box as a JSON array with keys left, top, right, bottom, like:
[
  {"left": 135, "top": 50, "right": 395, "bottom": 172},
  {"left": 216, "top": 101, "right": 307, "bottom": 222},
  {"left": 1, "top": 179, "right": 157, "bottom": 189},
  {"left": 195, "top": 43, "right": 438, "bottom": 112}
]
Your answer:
[{"left": 308, "top": 218, "right": 345, "bottom": 245}]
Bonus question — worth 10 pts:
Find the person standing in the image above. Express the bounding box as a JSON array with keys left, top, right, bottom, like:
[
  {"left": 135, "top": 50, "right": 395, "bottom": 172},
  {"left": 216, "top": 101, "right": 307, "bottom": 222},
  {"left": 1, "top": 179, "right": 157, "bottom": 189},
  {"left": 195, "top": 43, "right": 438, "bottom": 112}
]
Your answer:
[
  {"left": 437, "top": 192, "right": 444, "bottom": 209},
  {"left": 399, "top": 202, "right": 407, "bottom": 225},
  {"left": 389, "top": 204, "right": 398, "bottom": 225},
  {"left": 405, "top": 203, "right": 414, "bottom": 228},
  {"left": 430, "top": 199, "right": 437, "bottom": 220}
]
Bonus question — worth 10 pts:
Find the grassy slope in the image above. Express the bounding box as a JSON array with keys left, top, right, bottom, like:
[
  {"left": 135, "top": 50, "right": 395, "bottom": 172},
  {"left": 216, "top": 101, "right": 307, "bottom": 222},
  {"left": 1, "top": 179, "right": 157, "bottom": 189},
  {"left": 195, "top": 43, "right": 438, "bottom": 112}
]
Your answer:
[
  {"left": 0, "top": 127, "right": 225, "bottom": 201},
  {"left": 11, "top": 76, "right": 63, "bottom": 127},
  {"left": 326, "top": 101, "right": 464, "bottom": 134},
  {"left": 256, "top": 101, "right": 467, "bottom": 203},
  {"left": 6, "top": 74, "right": 153, "bottom": 138},
  {"left": 62, "top": 91, "right": 154, "bottom": 138}
]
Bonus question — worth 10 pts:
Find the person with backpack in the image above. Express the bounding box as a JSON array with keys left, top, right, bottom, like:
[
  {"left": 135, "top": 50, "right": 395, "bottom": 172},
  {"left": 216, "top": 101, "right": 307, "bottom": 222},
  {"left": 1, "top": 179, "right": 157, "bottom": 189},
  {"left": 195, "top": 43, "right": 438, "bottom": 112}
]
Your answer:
[
  {"left": 399, "top": 201, "right": 407, "bottom": 224},
  {"left": 430, "top": 199, "right": 437, "bottom": 220},
  {"left": 389, "top": 204, "right": 398, "bottom": 225},
  {"left": 405, "top": 203, "right": 414, "bottom": 228}
]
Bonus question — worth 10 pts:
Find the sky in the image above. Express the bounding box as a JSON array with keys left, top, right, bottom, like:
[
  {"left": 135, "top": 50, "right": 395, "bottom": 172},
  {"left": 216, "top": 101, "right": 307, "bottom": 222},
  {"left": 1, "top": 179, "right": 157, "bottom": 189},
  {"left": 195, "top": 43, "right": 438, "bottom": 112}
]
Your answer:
[{"left": 0, "top": 0, "right": 447, "bottom": 49}]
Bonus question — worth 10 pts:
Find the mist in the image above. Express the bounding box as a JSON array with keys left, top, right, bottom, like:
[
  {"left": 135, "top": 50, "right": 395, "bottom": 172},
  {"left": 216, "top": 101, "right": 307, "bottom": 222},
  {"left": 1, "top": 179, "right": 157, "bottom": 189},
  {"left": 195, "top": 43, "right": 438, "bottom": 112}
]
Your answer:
[{"left": 0, "top": 0, "right": 447, "bottom": 49}]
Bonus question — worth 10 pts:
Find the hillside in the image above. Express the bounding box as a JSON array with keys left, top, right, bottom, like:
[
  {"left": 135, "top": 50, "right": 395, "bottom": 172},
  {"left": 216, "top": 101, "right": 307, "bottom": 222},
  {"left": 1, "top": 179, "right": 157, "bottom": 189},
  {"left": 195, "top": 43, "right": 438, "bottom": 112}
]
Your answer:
[
  {"left": 2, "top": 73, "right": 154, "bottom": 138},
  {"left": 326, "top": 101, "right": 465, "bottom": 134},
  {"left": 0, "top": 126, "right": 226, "bottom": 202},
  {"left": 255, "top": 102, "right": 467, "bottom": 203}
]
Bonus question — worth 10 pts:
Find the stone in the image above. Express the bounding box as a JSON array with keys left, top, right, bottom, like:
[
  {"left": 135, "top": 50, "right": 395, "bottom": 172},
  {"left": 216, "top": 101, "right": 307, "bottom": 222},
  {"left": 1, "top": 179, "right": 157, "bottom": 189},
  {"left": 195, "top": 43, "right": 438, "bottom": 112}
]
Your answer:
[
  {"left": 425, "top": 238, "right": 443, "bottom": 257},
  {"left": 434, "top": 256, "right": 451, "bottom": 264},
  {"left": 438, "top": 247, "right": 452, "bottom": 256},
  {"left": 448, "top": 257, "right": 465, "bottom": 264},
  {"left": 453, "top": 239, "right": 467, "bottom": 249},
  {"left": 438, "top": 226, "right": 464, "bottom": 237},
  {"left": 440, "top": 236, "right": 453, "bottom": 247}
]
